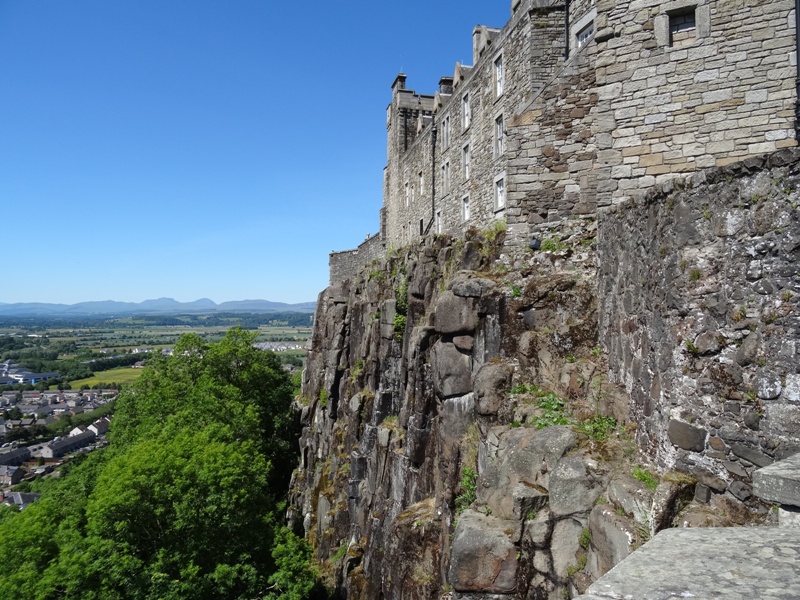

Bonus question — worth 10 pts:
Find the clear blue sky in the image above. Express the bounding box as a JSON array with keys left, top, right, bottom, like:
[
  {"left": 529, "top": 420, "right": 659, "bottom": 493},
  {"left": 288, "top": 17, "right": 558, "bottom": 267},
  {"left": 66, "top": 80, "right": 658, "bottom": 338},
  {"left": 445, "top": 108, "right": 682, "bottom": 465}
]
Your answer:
[{"left": 0, "top": 1, "right": 510, "bottom": 305}]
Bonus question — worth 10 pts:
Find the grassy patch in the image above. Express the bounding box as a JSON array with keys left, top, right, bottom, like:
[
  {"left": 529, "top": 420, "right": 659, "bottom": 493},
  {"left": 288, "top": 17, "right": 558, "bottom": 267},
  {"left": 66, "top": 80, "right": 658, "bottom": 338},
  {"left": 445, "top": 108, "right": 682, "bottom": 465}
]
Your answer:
[
  {"left": 455, "top": 467, "right": 477, "bottom": 515},
  {"left": 632, "top": 466, "right": 659, "bottom": 491},
  {"left": 67, "top": 366, "right": 143, "bottom": 389}
]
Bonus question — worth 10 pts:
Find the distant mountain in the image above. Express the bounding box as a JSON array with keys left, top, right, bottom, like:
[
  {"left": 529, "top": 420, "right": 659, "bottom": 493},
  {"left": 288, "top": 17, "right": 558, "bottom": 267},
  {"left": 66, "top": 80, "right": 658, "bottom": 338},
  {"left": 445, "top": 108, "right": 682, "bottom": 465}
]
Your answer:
[
  {"left": 0, "top": 298, "right": 316, "bottom": 317},
  {"left": 217, "top": 299, "right": 318, "bottom": 312}
]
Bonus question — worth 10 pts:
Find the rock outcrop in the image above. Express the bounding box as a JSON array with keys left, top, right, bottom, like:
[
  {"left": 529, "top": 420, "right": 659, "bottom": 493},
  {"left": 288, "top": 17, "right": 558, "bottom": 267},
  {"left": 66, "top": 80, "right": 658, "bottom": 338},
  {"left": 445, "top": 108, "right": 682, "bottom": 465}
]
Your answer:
[{"left": 291, "top": 152, "right": 800, "bottom": 600}]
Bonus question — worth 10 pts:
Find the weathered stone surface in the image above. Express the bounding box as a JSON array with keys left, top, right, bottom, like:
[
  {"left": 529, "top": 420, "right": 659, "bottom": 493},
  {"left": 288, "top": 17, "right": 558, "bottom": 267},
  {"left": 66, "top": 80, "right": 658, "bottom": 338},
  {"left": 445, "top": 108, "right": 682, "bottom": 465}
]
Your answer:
[
  {"left": 478, "top": 426, "right": 577, "bottom": 520},
  {"left": 551, "top": 517, "right": 584, "bottom": 578},
  {"left": 549, "top": 455, "right": 605, "bottom": 517},
  {"left": 755, "top": 369, "right": 782, "bottom": 400},
  {"left": 434, "top": 291, "right": 478, "bottom": 334},
  {"left": 576, "top": 528, "right": 800, "bottom": 600},
  {"left": 606, "top": 474, "right": 654, "bottom": 527},
  {"left": 731, "top": 443, "right": 773, "bottom": 468},
  {"left": 431, "top": 341, "right": 472, "bottom": 399},
  {"left": 451, "top": 276, "right": 496, "bottom": 298},
  {"left": 753, "top": 453, "right": 800, "bottom": 506},
  {"left": 449, "top": 510, "right": 518, "bottom": 594},
  {"left": 587, "top": 505, "right": 638, "bottom": 580},
  {"left": 474, "top": 362, "right": 513, "bottom": 416},
  {"left": 667, "top": 419, "right": 707, "bottom": 452}
]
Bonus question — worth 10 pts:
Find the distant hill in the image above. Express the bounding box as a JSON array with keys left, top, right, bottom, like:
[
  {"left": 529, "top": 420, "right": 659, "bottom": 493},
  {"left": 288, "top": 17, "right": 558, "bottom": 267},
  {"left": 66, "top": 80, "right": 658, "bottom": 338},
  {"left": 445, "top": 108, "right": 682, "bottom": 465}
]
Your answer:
[{"left": 0, "top": 298, "right": 316, "bottom": 316}]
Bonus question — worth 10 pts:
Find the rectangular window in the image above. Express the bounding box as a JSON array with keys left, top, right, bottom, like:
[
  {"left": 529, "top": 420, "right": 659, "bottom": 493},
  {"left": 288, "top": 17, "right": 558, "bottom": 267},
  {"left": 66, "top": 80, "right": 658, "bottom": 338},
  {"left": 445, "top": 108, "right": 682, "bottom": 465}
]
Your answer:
[
  {"left": 435, "top": 210, "right": 442, "bottom": 234},
  {"left": 442, "top": 115, "right": 451, "bottom": 150},
  {"left": 494, "top": 176, "right": 506, "bottom": 209},
  {"left": 495, "top": 115, "right": 505, "bottom": 157},
  {"left": 404, "top": 182, "right": 409, "bottom": 207},
  {"left": 669, "top": 10, "right": 696, "bottom": 47},
  {"left": 463, "top": 144, "right": 471, "bottom": 179},
  {"left": 577, "top": 22, "right": 594, "bottom": 48},
  {"left": 494, "top": 55, "right": 504, "bottom": 97},
  {"left": 441, "top": 161, "right": 451, "bottom": 195},
  {"left": 419, "top": 171, "right": 424, "bottom": 196},
  {"left": 419, "top": 218, "right": 424, "bottom": 236},
  {"left": 462, "top": 195, "right": 471, "bottom": 221},
  {"left": 462, "top": 93, "right": 471, "bottom": 130}
]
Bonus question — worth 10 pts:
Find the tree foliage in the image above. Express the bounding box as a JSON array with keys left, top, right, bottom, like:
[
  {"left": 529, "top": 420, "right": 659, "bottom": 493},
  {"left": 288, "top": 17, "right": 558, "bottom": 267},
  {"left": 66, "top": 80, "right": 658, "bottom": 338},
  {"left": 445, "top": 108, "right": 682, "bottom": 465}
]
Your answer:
[{"left": 0, "top": 328, "right": 312, "bottom": 600}]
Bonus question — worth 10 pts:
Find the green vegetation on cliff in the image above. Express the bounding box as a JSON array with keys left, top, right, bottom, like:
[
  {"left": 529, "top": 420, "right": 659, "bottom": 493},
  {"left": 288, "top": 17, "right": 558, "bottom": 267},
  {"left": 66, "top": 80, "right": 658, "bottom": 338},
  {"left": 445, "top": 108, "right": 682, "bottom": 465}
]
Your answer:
[{"left": 0, "top": 329, "right": 318, "bottom": 600}]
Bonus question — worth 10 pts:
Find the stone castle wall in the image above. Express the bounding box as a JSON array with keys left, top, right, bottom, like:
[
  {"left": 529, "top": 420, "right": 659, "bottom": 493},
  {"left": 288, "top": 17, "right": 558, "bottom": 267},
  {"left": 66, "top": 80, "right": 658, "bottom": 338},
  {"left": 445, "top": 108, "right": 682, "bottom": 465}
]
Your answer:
[
  {"left": 329, "top": 233, "right": 385, "bottom": 286},
  {"left": 598, "top": 148, "right": 800, "bottom": 494},
  {"left": 330, "top": 0, "right": 799, "bottom": 284},
  {"left": 593, "top": 0, "right": 798, "bottom": 206}
]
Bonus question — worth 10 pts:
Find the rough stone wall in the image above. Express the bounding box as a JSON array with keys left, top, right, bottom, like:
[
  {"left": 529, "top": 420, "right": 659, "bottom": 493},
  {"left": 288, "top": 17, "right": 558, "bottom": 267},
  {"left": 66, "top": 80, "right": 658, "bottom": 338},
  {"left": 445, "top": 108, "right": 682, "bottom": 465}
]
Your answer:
[
  {"left": 593, "top": 0, "right": 798, "bottom": 206},
  {"left": 598, "top": 148, "right": 800, "bottom": 502},
  {"left": 505, "top": 41, "right": 598, "bottom": 246},
  {"left": 330, "top": 233, "right": 385, "bottom": 286}
]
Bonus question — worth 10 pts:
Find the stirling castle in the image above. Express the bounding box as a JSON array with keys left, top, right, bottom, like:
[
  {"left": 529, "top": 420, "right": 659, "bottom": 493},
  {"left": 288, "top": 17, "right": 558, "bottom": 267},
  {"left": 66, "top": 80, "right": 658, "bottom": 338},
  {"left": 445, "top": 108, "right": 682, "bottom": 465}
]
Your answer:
[{"left": 330, "top": 0, "right": 798, "bottom": 281}]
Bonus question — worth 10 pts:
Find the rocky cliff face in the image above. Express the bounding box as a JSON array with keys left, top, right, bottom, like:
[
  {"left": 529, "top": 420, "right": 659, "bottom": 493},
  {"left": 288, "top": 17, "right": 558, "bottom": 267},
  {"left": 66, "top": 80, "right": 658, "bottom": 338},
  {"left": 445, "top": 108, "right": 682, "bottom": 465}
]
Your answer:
[{"left": 291, "top": 151, "right": 800, "bottom": 600}]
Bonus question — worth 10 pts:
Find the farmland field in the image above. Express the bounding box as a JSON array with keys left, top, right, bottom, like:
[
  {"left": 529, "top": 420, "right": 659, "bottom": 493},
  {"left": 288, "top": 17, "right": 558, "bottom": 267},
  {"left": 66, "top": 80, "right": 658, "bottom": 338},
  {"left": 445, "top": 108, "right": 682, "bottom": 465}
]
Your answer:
[
  {"left": 67, "top": 366, "right": 145, "bottom": 389},
  {"left": 0, "top": 312, "right": 312, "bottom": 392}
]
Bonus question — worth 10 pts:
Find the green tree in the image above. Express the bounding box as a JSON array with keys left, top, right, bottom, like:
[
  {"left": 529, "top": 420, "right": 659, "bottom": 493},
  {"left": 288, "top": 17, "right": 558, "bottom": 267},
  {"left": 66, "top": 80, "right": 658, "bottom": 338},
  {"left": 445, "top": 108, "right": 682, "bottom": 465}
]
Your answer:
[{"left": 0, "top": 328, "right": 311, "bottom": 600}]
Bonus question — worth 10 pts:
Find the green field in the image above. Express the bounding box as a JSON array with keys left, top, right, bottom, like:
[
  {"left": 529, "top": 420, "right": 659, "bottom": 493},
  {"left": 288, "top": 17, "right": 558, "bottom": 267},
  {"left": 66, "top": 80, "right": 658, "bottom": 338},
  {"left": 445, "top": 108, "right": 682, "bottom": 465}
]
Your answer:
[{"left": 67, "top": 366, "right": 145, "bottom": 388}]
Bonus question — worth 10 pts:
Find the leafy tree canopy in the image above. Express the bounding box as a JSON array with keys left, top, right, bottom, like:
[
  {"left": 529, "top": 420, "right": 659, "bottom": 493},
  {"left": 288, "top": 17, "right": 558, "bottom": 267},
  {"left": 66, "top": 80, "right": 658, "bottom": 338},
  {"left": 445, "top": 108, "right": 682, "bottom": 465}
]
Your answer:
[{"left": 0, "top": 328, "right": 315, "bottom": 600}]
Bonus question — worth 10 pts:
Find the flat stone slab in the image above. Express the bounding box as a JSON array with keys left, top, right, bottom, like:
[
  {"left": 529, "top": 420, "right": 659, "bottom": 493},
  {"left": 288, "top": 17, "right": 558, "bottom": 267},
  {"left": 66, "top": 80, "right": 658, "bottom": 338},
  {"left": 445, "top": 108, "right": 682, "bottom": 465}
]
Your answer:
[
  {"left": 575, "top": 527, "right": 800, "bottom": 600},
  {"left": 753, "top": 452, "right": 800, "bottom": 506}
]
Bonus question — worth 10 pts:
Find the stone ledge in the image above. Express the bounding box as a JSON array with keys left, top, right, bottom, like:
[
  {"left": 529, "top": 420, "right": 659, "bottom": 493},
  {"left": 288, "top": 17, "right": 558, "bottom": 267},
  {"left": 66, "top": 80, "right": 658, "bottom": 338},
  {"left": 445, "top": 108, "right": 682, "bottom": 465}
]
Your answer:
[
  {"left": 575, "top": 527, "right": 800, "bottom": 600},
  {"left": 753, "top": 453, "right": 800, "bottom": 507}
]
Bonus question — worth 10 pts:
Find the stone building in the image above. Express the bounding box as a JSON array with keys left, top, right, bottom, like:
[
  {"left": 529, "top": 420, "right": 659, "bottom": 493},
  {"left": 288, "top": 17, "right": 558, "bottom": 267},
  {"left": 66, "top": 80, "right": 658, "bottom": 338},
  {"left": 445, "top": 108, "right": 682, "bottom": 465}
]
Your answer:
[{"left": 331, "top": 0, "right": 798, "bottom": 281}]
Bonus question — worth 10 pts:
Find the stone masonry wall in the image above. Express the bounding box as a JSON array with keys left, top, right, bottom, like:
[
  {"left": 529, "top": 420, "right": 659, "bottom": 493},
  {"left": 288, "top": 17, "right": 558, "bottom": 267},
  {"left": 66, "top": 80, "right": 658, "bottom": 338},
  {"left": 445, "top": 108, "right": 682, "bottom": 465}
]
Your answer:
[
  {"left": 504, "top": 39, "right": 598, "bottom": 245},
  {"left": 382, "top": 0, "right": 598, "bottom": 251},
  {"left": 593, "top": 0, "right": 798, "bottom": 206},
  {"left": 598, "top": 148, "right": 800, "bottom": 502},
  {"left": 329, "top": 233, "right": 385, "bottom": 286}
]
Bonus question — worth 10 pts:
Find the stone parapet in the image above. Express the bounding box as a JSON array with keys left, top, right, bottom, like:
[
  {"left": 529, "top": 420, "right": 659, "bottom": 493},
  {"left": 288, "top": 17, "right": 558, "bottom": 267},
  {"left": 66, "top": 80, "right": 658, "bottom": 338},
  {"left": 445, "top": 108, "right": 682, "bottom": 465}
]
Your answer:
[
  {"left": 329, "top": 233, "right": 384, "bottom": 286},
  {"left": 574, "top": 527, "right": 800, "bottom": 600}
]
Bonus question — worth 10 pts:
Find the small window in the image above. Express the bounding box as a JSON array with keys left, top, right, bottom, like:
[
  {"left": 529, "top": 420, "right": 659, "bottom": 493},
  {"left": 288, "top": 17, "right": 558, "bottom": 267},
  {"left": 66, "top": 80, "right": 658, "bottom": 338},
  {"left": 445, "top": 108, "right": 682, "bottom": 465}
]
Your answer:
[
  {"left": 494, "top": 177, "right": 506, "bottom": 210},
  {"left": 442, "top": 115, "right": 451, "bottom": 150},
  {"left": 669, "top": 10, "right": 696, "bottom": 47},
  {"left": 494, "top": 55, "right": 504, "bottom": 97},
  {"left": 462, "top": 195, "right": 471, "bottom": 221},
  {"left": 463, "top": 145, "right": 471, "bottom": 179},
  {"left": 577, "top": 21, "right": 594, "bottom": 48},
  {"left": 441, "top": 161, "right": 451, "bottom": 195},
  {"left": 418, "top": 171, "right": 424, "bottom": 197},
  {"left": 495, "top": 115, "right": 505, "bottom": 157},
  {"left": 462, "top": 93, "right": 471, "bottom": 130},
  {"left": 404, "top": 182, "right": 409, "bottom": 207},
  {"left": 435, "top": 210, "right": 442, "bottom": 234},
  {"left": 419, "top": 219, "right": 424, "bottom": 236}
]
